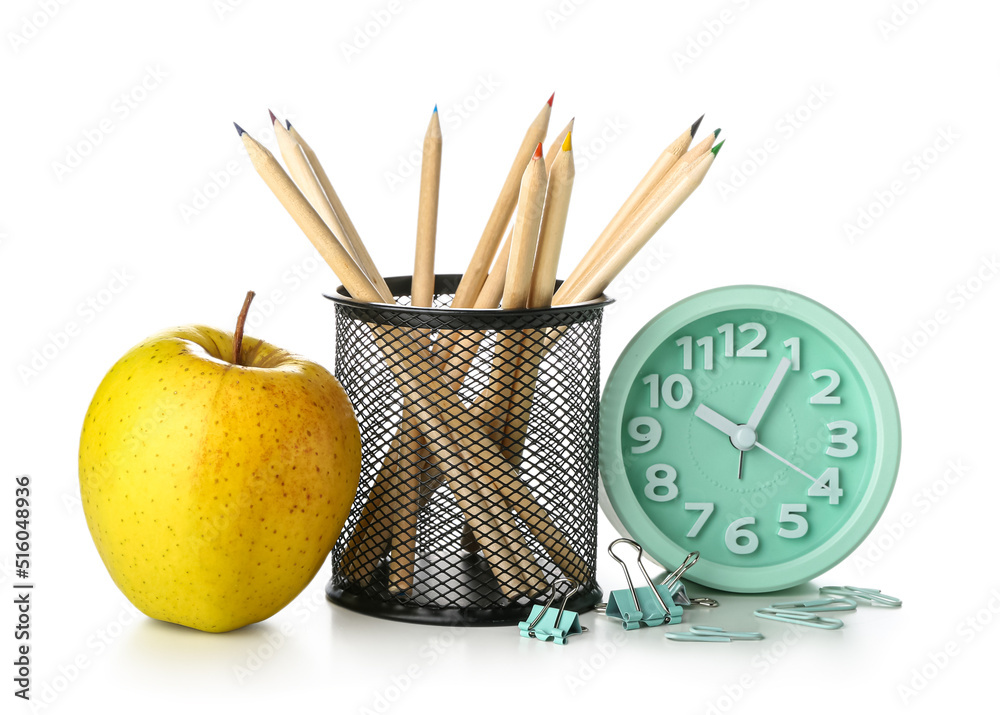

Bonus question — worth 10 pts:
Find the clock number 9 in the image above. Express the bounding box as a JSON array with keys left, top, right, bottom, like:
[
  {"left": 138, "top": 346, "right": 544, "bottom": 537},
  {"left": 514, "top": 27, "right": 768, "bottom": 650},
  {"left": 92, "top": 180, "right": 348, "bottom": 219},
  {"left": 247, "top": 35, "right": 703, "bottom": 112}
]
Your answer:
[{"left": 628, "top": 417, "right": 662, "bottom": 453}]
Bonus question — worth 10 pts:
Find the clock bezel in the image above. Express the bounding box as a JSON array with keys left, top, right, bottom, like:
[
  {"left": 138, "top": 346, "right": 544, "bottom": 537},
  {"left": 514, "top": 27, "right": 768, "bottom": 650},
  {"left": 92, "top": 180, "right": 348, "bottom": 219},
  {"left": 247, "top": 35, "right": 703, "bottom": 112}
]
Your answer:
[{"left": 599, "top": 285, "right": 902, "bottom": 593}]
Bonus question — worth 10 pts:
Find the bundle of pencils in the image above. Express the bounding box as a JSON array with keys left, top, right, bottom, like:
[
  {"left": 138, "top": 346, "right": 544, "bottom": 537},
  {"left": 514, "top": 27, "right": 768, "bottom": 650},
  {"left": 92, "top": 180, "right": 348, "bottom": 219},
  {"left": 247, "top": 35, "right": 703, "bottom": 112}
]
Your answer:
[{"left": 235, "top": 96, "right": 722, "bottom": 597}]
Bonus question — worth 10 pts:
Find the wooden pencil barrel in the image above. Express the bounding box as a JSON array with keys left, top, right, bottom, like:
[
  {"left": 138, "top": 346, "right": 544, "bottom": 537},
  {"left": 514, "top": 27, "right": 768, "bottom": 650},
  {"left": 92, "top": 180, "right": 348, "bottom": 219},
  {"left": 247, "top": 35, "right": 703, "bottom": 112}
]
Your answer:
[{"left": 325, "top": 275, "right": 610, "bottom": 626}]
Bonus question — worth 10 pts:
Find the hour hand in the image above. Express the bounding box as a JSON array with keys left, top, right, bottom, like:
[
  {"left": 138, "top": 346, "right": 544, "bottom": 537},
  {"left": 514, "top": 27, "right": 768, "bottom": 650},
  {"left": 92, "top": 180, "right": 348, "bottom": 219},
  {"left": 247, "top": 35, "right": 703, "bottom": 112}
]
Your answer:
[{"left": 694, "top": 404, "right": 740, "bottom": 439}]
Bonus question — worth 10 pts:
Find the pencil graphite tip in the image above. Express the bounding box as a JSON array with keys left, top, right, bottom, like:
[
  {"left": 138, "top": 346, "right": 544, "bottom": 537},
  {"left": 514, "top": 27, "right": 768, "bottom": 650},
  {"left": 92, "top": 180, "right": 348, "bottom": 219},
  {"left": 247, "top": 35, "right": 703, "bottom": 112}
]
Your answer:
[
  {"left": 711, "top": 140, "right": 725, "bottom": 156},
  {"left": 547, "top": 92, "right": 555, "bottom": 107},
  {"left": 562, "top": 131, "right": 572, "bottom": 152},
  {"left": 533, "top": 141, "right": 544, "bottom": 159},
  {"left": 285, "top": 119, "right": 292, "bottom": 130},
  {"left": 268, "top": 109, "right": 278, "bottom": 125},
  {"left": 233, "top": 122, "right": 245, "bottom": 137},
  {"left": 691, "top": 114, "right": 705, "bottom": 136}
]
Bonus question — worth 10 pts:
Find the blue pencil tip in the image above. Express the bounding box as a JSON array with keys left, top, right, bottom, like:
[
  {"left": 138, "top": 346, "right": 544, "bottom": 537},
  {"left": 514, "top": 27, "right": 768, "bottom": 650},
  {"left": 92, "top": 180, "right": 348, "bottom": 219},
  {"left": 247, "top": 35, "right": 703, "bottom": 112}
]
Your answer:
[
  {"left": 233, "top": 122, "right": 245, "bottom": 136},
  {"left": 433, "top": 104, "right": 438, "bottom": 113}
]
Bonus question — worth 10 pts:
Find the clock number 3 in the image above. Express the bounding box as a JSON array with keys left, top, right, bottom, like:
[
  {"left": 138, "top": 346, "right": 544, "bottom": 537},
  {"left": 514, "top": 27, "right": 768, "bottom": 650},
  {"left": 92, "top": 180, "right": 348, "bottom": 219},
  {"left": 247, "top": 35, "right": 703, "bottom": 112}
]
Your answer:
[{"left": 827, "top": 420, "right": 859, "bottom": 458}]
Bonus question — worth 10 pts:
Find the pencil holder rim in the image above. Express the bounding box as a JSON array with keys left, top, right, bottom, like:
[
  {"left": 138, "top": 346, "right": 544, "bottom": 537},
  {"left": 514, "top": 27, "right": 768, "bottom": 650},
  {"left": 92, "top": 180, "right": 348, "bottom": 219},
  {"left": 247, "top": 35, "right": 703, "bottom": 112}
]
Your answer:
[{"left": 324, "top": 274, "right": 614, "bottom": 318}]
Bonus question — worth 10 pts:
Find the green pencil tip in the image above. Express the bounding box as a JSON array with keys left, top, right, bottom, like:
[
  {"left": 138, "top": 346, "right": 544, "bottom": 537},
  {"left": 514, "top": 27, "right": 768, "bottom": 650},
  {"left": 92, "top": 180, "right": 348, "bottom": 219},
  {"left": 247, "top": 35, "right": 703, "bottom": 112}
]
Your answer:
[
  {"left": 713, "top": 128, "right": 721, "bottom": 137},
  {"left": 711, "top": 140, "right": 725, "bottom": 156}
]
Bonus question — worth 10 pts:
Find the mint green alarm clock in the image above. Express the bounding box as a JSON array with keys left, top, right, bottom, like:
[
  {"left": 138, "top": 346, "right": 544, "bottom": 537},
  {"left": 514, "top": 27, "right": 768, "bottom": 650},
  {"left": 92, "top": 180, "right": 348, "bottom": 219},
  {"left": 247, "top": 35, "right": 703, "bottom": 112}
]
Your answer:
[{"left": 599, "top": 286, "right": 901, "bottom": 593}]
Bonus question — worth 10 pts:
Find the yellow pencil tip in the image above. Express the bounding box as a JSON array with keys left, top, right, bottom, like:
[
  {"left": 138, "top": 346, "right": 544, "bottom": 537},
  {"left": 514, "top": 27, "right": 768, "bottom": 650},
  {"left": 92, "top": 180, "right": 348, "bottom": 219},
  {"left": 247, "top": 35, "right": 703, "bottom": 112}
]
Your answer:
[{"left": 562, "top": 131, "right": 572, "bottom": 151}]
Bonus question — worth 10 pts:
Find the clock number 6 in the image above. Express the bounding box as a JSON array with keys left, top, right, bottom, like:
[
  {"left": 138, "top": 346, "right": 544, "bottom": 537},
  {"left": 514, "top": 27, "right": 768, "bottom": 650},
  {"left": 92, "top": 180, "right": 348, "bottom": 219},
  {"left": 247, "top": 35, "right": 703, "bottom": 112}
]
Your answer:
[{"left": 725, "top": 517, "right": 759, "bottom": 554}]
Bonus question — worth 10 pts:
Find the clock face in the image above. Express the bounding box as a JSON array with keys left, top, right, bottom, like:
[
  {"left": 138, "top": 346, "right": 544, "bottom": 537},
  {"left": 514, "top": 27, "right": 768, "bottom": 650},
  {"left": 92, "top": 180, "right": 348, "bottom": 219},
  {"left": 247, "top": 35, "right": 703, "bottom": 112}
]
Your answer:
[{"left": 599, "top": 286, "right": 901, "bottom": 593}]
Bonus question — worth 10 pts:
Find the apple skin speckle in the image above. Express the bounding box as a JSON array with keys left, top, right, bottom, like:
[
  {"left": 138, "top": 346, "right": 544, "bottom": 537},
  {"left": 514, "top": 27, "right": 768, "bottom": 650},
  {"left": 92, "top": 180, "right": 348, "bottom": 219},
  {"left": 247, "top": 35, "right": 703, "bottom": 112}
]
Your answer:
[{"left": 78, "top": 325, "right": 361, "bottom": 633}]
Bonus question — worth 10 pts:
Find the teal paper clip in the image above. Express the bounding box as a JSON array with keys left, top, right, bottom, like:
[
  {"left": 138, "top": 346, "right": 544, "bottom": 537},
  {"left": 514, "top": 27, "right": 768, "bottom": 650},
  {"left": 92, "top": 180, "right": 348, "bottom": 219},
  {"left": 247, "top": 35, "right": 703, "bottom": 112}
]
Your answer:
[
  {"left": 605, "top": 538, "right": 684, "bottom": 630},
  {"left": 518, "top": 578, "right": 587, "bottom": 645},
  {"left": 769, "top": 597, "right": 857, "bottom": 613},
  {"left": 665, "top": 625, "right": 764, "bottom": 642},
  {"left": 819, "top": 586, "right": 902, "bottom": 608},
  {"left": 753, "top": 607, "right": 844, "bottom": 629}
]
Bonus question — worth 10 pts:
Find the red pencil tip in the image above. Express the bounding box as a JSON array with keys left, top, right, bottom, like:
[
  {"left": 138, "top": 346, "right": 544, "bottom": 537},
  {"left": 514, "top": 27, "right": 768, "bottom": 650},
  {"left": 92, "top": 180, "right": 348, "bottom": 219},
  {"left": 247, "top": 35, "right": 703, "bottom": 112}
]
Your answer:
[
  {"left": 268, "top": 109, "right": 278, "bottom": 125},
  {"left": 533, "top": 142, "right": 543, "bottom": 159},
  {"left": 547, "top": 92, "right": 555, "bottom": 107}
]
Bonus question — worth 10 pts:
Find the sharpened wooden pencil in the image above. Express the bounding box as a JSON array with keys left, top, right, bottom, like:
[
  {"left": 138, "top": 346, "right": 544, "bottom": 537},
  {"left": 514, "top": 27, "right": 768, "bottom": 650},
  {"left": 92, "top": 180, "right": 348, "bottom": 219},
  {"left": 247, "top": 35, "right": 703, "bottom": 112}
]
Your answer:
[
  {"left": 451, "top": 94, "right": 553, "bottom": 308},
  {"left": 412, "top": 106, "right": 442, "bottom": 308},
  {"left": 553, "top": 115, "right": 703, "bottom": 305}
]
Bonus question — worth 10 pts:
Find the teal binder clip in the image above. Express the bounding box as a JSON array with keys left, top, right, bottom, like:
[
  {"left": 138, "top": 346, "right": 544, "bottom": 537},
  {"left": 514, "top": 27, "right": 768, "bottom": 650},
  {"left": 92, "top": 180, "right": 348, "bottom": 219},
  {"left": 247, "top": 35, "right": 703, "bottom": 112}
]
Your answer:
[
  {"left": 605, "top": 539, "right": 684, "bottom": 630},
  {"left": 518, "top": 578, "right": 587, "bottom": 645}
]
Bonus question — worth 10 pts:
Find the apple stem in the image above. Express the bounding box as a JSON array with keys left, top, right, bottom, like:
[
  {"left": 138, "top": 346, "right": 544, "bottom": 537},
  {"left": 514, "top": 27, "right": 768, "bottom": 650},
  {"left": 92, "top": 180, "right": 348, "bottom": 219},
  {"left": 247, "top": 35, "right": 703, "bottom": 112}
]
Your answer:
[{"left": 233, "top": 291, "right": 255, "bottom": 366}]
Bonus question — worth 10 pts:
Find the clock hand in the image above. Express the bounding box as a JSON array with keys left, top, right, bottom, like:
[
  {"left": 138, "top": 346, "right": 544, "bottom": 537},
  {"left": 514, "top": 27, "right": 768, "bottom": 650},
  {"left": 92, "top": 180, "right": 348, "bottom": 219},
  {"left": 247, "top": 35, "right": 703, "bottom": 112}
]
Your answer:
[
  {"left": 746, "top": 357, "right": 792, "bottom": 431},
  {"left": 737, "top": 449, "right": 745, "bottom": 480},
  {"left": 694, "top": 404, "right": 740, "bottom": 439},
  {"left": 695, "top": 404, "right": 758, "bottom": 452},
  {"left": 697, "top": 403, "right": 817, "bottom": 485},
  {"left": 753, "top": 441, "right": 818, "bottom": 484}
]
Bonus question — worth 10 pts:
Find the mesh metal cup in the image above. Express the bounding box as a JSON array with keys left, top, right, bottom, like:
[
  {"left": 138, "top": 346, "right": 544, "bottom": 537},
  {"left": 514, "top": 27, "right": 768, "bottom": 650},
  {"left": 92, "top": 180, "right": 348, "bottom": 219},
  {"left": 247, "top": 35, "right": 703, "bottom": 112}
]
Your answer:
[{"left": 325, "top": 275, "right": 611, "bottom": 626}]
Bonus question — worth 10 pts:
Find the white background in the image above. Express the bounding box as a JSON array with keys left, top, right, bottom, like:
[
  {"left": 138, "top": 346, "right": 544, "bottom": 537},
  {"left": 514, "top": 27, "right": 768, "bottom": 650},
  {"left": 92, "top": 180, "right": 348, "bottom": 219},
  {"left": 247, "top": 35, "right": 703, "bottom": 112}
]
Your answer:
[{"left": 3, "top": 0, "right": 998, "bottom": 713}]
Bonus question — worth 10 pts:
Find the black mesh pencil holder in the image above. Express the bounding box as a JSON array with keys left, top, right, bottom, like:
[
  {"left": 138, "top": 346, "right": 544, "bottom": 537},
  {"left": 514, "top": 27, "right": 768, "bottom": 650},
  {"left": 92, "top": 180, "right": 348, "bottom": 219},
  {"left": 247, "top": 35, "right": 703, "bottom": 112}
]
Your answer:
[{"left": 325, "top": 275, "right": 611, "bottom": 626}]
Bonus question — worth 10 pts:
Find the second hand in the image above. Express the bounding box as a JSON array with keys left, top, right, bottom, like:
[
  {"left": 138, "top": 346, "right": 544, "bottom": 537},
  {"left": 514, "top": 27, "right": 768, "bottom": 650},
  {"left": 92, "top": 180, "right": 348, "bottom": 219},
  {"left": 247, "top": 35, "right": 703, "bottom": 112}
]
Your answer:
[{"left": 753, "top": 441, "right": 818, "bottom": 484}]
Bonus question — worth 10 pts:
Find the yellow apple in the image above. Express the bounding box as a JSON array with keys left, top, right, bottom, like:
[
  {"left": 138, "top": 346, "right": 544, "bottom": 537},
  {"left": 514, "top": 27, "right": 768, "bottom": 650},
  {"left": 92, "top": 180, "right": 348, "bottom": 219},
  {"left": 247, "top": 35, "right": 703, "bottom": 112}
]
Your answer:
[{"left": 78, "top": 292, "right": 360, "bottom": 632}]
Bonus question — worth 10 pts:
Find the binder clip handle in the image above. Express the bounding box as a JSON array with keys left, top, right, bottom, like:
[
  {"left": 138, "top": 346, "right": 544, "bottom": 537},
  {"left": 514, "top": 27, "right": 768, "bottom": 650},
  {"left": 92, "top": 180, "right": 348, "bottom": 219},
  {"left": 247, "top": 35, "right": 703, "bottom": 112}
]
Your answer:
[
  {"left": 519, "top": 578, "right": 587, "bottom": 644},
  {"left": 524, "top": 577, "right": 579, "bottom": 636},
  {"left": 608, "top": 538, "right": 671, "bottom": 615}
]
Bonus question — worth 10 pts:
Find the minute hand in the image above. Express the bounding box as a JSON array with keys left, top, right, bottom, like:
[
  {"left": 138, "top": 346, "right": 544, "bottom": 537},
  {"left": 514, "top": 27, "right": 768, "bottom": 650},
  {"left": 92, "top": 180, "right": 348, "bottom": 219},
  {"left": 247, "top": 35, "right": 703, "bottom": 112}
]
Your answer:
[{"left": 746, "top": 357, "right": 792, "bottom": 431}]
